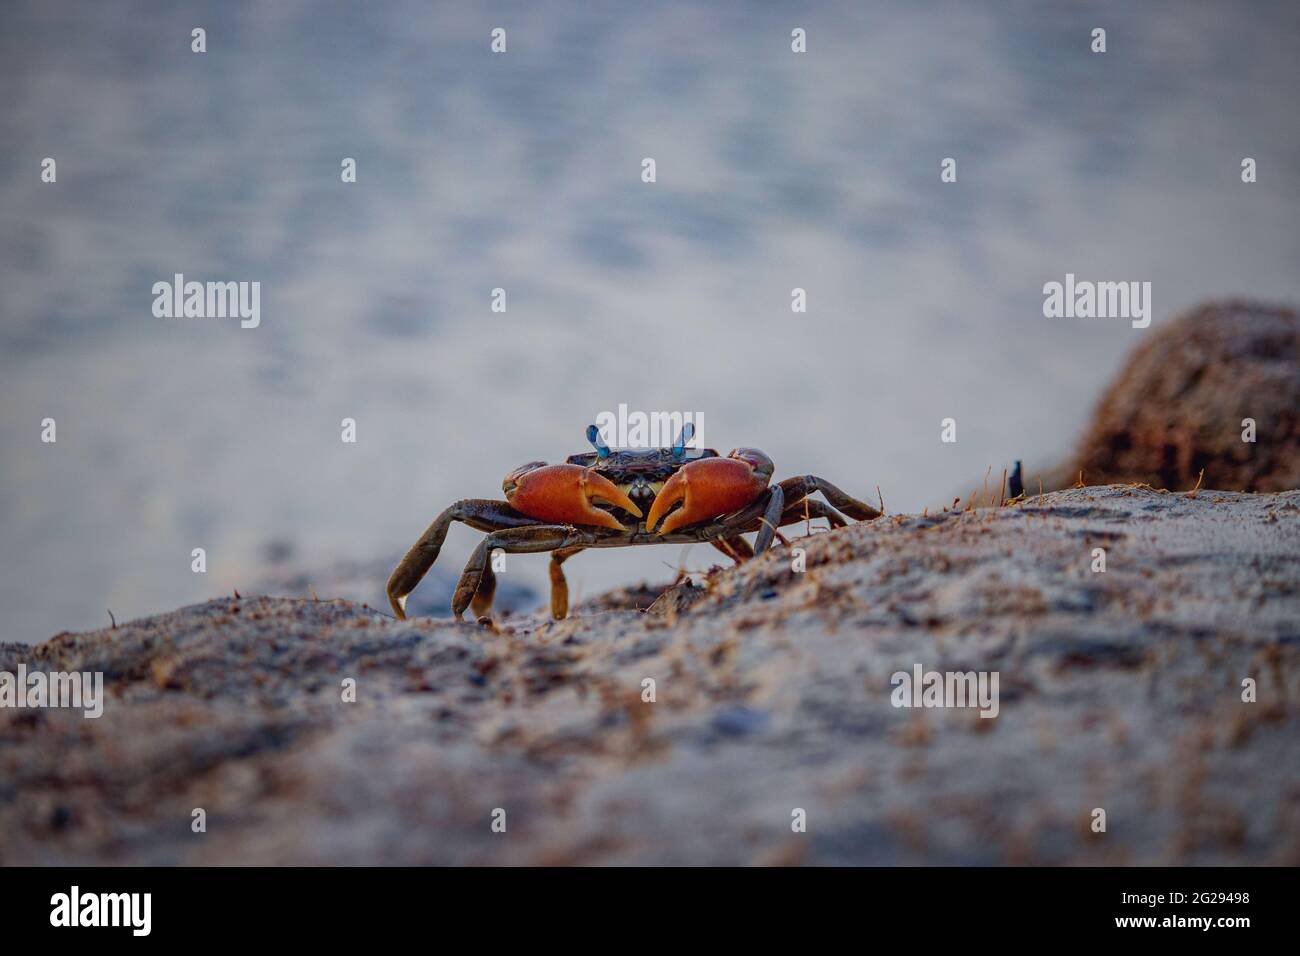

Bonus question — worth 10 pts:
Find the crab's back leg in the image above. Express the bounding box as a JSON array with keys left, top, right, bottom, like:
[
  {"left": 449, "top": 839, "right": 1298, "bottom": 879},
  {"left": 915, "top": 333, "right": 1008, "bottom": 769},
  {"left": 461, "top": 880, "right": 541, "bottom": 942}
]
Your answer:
[
  {"left": 386, "top": 499, "right": 539, "bottom": 619},
  {"left": 778, "top": 476, "right": 882, "bottom": 522},
  {"left": 684, "top": 486, "right": 871, "bottom": 566},
  {"left": 735, "top": 495, "right": 848, "bottom": 533},
  {"left": 548, "top": 546, "right": 585, "bottom": 619},
  {"left": 779, "top": 497, "right": 850, "bottom": 529}
]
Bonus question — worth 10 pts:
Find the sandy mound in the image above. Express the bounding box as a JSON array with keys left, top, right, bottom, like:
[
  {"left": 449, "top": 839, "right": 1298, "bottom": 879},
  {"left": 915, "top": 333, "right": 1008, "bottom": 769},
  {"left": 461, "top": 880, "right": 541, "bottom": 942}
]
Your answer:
[
  {"left": 1071, "top": 300, "right": 1299, "bottom": 492},
  {"left": 2, "top": 486, "right": 1297, "bottom": 865}
]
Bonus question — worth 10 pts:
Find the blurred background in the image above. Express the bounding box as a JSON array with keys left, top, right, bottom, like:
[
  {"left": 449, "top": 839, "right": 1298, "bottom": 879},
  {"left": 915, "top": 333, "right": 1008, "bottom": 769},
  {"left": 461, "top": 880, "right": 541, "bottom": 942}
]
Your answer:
[{"left": 2, "top": 0, "right": 1298, "bottom": 643}]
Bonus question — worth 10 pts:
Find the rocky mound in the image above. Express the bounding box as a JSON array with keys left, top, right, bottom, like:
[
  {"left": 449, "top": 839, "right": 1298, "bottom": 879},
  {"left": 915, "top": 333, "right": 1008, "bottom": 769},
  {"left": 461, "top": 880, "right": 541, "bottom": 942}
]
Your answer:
[
  {"left": 2, "top": 486, "right": 1297, "bottom": 865},
  {"left": 1070, "top": 300, "right": 1299, "bottom": 492}
]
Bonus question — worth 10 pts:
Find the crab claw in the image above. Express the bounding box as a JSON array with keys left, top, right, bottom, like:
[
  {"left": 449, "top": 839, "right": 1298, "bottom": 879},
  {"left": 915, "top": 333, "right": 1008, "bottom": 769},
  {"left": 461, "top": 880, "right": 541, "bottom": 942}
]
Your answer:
[
  {"left": 503, "top": 463, "right": 642, "bottom": 530},
  {"left": 646, "top": 448, "right": 774, "bottom": 535}
]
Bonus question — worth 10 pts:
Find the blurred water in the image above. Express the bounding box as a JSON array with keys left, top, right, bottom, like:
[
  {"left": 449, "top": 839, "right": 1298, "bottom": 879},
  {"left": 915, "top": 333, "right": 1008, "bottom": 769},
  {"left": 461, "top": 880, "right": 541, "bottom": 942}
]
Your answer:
[{"left": 2, "top": 0, "right": 1298, "bottom": 642}]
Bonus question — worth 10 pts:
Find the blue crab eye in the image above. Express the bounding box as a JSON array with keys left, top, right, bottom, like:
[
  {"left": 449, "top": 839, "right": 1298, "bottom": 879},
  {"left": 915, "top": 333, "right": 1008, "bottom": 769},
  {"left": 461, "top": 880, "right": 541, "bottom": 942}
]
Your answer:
[
  {"left": 671, "top": 422, "right": 695, "bottom": 459},
  {"left": 586, "top": 424, "right": 611, "bottom": 458}
]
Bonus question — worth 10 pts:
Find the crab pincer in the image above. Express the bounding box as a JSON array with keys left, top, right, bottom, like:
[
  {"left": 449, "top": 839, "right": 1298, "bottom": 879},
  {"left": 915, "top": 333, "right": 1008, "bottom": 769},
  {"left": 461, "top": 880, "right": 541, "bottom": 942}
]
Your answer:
[
  {"left": 503, "top": 463, "right": 642, "bottom": 530},
  {"left": 645, "top": 448, "right": 774, "bottom": 534}
]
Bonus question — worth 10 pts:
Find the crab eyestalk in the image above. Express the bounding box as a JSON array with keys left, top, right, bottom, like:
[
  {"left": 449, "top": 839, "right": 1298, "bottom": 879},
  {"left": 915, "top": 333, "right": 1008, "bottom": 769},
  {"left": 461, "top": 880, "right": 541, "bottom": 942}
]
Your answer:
[
  {"left": 671, "top": 421, "right": 696, "bottom": 459},
  {"left": 645, "top": 447, "right": 773, "bottom": 534},
  {"left": 586, "top": 424, "right": 611, "bottom": 459},
  {"left": 503, "top": 463, "right": 642, "bottom": 530}
]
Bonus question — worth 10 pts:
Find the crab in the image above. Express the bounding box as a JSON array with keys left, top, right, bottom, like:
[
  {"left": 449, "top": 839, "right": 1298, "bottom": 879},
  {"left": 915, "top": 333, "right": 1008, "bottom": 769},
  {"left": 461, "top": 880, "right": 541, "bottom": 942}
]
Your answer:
[{"left": 386, "top": 424, "right": 882, "bottom": 621}]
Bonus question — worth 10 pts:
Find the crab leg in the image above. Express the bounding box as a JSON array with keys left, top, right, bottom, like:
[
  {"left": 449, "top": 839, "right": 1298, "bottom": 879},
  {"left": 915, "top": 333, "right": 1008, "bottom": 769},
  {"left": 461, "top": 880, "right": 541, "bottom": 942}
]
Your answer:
[
  {"left": 752, "top": 484, "right": 786, "bottom": 555},
  {"left": 731, "top": 497, "right": 850, "bottom": 536},
  {"left": 452, "top": 525, "right": 606, "bottom": 618},
  {"left": 470, "top": 561, "right": 497, "bottom": 618},
  {"left": 548, "top": 546, "right": 586, "bottom": 619},
  {"left": 776, "top": 475, "right": 882, "bottom": 521},
  {"left": 778, "top": 497, "right": 850, "bottom": 529},
  {"left": 386, "top": 499, "right": 541, "bottom": 619},
  {"left": 698, "top": 487, "right": 870, "bottom": 563}
]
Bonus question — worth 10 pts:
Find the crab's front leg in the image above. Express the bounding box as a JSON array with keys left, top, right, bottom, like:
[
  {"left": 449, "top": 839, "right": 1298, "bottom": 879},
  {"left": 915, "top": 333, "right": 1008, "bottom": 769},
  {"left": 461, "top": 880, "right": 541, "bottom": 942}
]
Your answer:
[
  {"left": 548, "top": 546, "right": 586, "bottom": 619},
  {"left": 452, "top": 525, "right": 613, "bottom": 619},
  {"left": 386, "top": 499, "right": 541, "bottom": 619}
]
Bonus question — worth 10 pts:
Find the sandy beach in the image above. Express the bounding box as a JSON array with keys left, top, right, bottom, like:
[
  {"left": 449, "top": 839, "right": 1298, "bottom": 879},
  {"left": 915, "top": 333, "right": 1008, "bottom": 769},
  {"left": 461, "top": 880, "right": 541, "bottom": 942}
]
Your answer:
[{"left": 3, "top": 483, "right": 1296, "bottom": 865}]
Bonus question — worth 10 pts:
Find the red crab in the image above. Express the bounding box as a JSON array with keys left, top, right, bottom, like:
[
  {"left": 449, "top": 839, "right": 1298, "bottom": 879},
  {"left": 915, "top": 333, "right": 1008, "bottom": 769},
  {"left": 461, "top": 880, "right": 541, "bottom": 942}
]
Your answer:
[{"left": 387, "top": 424, "right": 881, "bottom": 620}]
